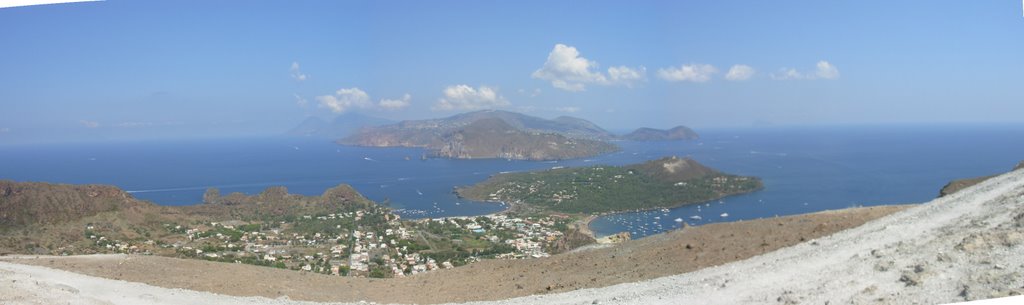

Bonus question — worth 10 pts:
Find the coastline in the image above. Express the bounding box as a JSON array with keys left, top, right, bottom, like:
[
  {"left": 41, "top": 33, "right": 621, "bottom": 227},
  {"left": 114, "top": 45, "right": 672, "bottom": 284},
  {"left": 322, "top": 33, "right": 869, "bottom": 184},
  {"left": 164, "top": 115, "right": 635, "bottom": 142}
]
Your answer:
[{"left": 0, "top": 203, "right": 916, "bottom": 304}]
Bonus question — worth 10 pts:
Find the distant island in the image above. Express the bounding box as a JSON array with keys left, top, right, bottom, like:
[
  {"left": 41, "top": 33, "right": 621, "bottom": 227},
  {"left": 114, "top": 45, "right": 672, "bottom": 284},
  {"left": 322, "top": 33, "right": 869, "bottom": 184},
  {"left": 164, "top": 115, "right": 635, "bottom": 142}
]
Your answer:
[
  {"left": 287, "top": 112, "right": 393, "bottom": 139},
  {"left": 339, "top": 110, "right": 619, "bottom": 161},
  {"left": 336, "top": 109, "right": 703, "bottom": 161},
  {"left": 621, "top": 126, "right": 699, "bottom": 141},
  {"left": 456, "top": 156, "right": 762, "bottom": 214}
]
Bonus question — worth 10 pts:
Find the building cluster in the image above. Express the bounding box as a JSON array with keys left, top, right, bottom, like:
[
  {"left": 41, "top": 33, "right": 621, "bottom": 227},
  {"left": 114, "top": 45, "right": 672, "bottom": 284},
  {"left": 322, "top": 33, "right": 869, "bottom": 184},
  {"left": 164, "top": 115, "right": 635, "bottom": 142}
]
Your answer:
[
  {"left": 112, "top": 208, "right": 573, "bottom": 278},
  {"left": 425, "top": 214, "right": 566, "bottom": 259}
]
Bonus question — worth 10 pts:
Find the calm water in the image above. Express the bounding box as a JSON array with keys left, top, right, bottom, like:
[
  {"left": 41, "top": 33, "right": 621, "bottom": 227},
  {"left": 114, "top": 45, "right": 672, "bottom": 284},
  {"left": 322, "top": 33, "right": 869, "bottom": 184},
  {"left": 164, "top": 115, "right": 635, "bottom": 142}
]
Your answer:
[{"left": 1, "top": 124, "right": 1022, "bottom": 238}]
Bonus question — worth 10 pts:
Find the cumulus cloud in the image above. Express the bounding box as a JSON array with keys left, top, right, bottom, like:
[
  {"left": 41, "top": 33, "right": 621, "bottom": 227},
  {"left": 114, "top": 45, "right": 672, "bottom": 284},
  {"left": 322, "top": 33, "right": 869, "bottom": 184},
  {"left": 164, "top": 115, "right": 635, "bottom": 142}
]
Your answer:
[
  {"left": 555, "top": 106, "right": 581, "bottom": 113},
  {"left": 815, "top": 60, "right": 840, "bottom": 79},
  {"left": 657, "top": 64, "right": 718, "bottom": 83},
  {"left": 316, "top": 87, "right": 371, "bottom": 113},
  {"left": 378, "top": 94, "right": 412, "bottom": 110},
  {"left": 434, "top": 85, "right": 509, "bottom": 111},
  {"left": 290, "top": 62, "right": 307, "bottom": 81},
  {"left": 79, "top": 120, "right": 99, "bottom": 128},
  {"left": 771, "top": 60, "right": 840, "bottom": 80},
  {"left": 725, "top": 64, "right": 756, "bottom": 81},
  {"left": 532, "top": 44, "right": 645, "bottom": 91}
]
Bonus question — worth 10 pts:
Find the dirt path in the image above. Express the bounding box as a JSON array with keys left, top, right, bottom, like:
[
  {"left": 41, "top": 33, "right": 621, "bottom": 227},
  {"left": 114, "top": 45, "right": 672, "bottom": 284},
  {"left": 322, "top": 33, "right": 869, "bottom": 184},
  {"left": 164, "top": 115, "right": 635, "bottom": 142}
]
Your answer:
[{"left": 1, "top": 205, "right": 906, "bottom": 304}]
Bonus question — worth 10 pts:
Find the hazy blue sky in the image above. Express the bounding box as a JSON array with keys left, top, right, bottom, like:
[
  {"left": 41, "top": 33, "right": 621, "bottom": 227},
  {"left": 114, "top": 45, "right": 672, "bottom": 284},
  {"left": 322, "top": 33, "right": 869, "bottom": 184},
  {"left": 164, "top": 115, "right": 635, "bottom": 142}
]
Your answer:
[{"left": 1, "top": 1, "right": 1022, "bottom": 144}]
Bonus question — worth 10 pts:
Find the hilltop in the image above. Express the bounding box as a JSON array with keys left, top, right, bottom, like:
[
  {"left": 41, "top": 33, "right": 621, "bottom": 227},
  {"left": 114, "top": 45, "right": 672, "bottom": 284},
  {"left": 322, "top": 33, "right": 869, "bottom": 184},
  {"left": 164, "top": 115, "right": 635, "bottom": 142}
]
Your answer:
[
  {"left": 0, "top": 181, "right": 376, "bottom": 256},
  {"left": 621, "top": 126, "right": 699, "bottom": 141},
  {"left": 457, "top": 156, "right": 762, "bottom": 214},
  {"left": 0, "top": 181, "right": 151, "bottom": 229},
  {"left": 339, "top": 110, "right": 618, "bottom": 160}
]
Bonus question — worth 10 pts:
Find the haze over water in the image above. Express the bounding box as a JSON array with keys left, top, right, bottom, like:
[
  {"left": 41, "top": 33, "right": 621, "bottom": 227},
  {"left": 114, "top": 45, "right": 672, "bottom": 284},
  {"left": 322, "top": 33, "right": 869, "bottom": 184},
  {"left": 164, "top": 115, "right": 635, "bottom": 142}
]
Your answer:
[{"left": 2, "top": 124, "right": 1021, "bottom": 238}]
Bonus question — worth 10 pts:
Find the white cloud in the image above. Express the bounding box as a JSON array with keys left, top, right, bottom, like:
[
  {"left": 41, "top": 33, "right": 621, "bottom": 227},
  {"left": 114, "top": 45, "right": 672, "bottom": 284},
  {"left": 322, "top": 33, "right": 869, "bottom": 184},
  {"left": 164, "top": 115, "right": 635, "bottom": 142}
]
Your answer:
[
  {"left": 434, "top": 85, "right": 509, "bottom": 111},
  {"left": 771, "top": 60, "right": 840, "bottom": 80},
  {"left": 607, "top": 66, "right": 647, "bottom": 87},
  {"left": 294, "top": 94, "right": 308, "bottom": 107},
  {"left": 532, "top": 44, "right": 645, "bottom": 91},
  {"left": 815, "top": 60, "right": 840, "bottom": 79},
  {"left": 79, "top": 120, "right": 99, "bottom": 128},
  {"left": 316, "top": 87, "right": 371, "bottom": 113},
  {"left": 378, "top": 94, "right": 412, "bottom": 110},
  {"left": 657, "top": 64, "right": 718, "bottom": 83},
  {"left": 555, "top": 106, "right": 581, "bottom": 113},
  {"left": 725, "top": 64, "right": 756, "bottom": 81},
  {"left": 290, "top": 62, "right": 307, "bottom": 81},
  {"left": 0, "top": 127, "right": 10, "bottom": 133}
]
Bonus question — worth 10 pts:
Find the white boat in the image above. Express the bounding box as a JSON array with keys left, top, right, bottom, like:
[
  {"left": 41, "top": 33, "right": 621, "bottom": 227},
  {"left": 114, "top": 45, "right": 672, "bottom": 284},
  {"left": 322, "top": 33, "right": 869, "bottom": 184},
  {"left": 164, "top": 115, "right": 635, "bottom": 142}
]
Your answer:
[
  {"left": 720, "top": 213, "right": 729, "bottom": 217},
  {"left": 674, "top": 218, "right": 684, "bottom": 222},
  {"left": 690, "top": 215, "right": 702, "bottom": 220}
]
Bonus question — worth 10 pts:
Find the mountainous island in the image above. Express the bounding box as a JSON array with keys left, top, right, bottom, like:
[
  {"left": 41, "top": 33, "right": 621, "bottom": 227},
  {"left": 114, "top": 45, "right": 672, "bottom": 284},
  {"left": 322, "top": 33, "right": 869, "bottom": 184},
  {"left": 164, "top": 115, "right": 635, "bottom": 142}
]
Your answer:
[
  {"left": 621, "top": 126, "right": 699, "bottom": 141},
  {"left": 339, "top": 110, "right": 619, "bottom": 160},
  {"left": 457, "top": 156, "right": 762, "bottom": 214}
]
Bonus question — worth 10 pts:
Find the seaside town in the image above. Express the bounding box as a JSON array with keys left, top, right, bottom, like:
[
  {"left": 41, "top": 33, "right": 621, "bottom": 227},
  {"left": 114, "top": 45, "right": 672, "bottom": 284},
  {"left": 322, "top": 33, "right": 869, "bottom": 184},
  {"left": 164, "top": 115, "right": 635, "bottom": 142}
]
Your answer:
[{"left": 80, "top": 206, "right": 573, "bottom": 278}]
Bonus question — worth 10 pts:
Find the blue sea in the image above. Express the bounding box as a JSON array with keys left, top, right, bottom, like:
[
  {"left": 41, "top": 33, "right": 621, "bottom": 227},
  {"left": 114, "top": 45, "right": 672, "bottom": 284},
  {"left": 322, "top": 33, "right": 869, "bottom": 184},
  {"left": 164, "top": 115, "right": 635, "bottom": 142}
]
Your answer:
[{"left": 1, "top": 124, "right": 1022, "bottom": 238}]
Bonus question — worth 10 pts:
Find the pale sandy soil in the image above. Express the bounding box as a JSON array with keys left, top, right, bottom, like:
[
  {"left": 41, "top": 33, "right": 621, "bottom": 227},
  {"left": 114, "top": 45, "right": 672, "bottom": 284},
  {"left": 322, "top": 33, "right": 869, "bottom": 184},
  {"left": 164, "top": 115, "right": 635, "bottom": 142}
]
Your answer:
[{"left": 2, "top": 168, "right": 1022, "bottom": 305}]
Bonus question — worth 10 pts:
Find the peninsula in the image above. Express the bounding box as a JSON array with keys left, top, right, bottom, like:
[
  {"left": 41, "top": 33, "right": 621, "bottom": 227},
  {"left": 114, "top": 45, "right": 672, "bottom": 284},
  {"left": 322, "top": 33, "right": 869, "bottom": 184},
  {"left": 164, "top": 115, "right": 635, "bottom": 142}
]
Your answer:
[{"left": 456, "top": 156, "right": 762, "bottom": 214}]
